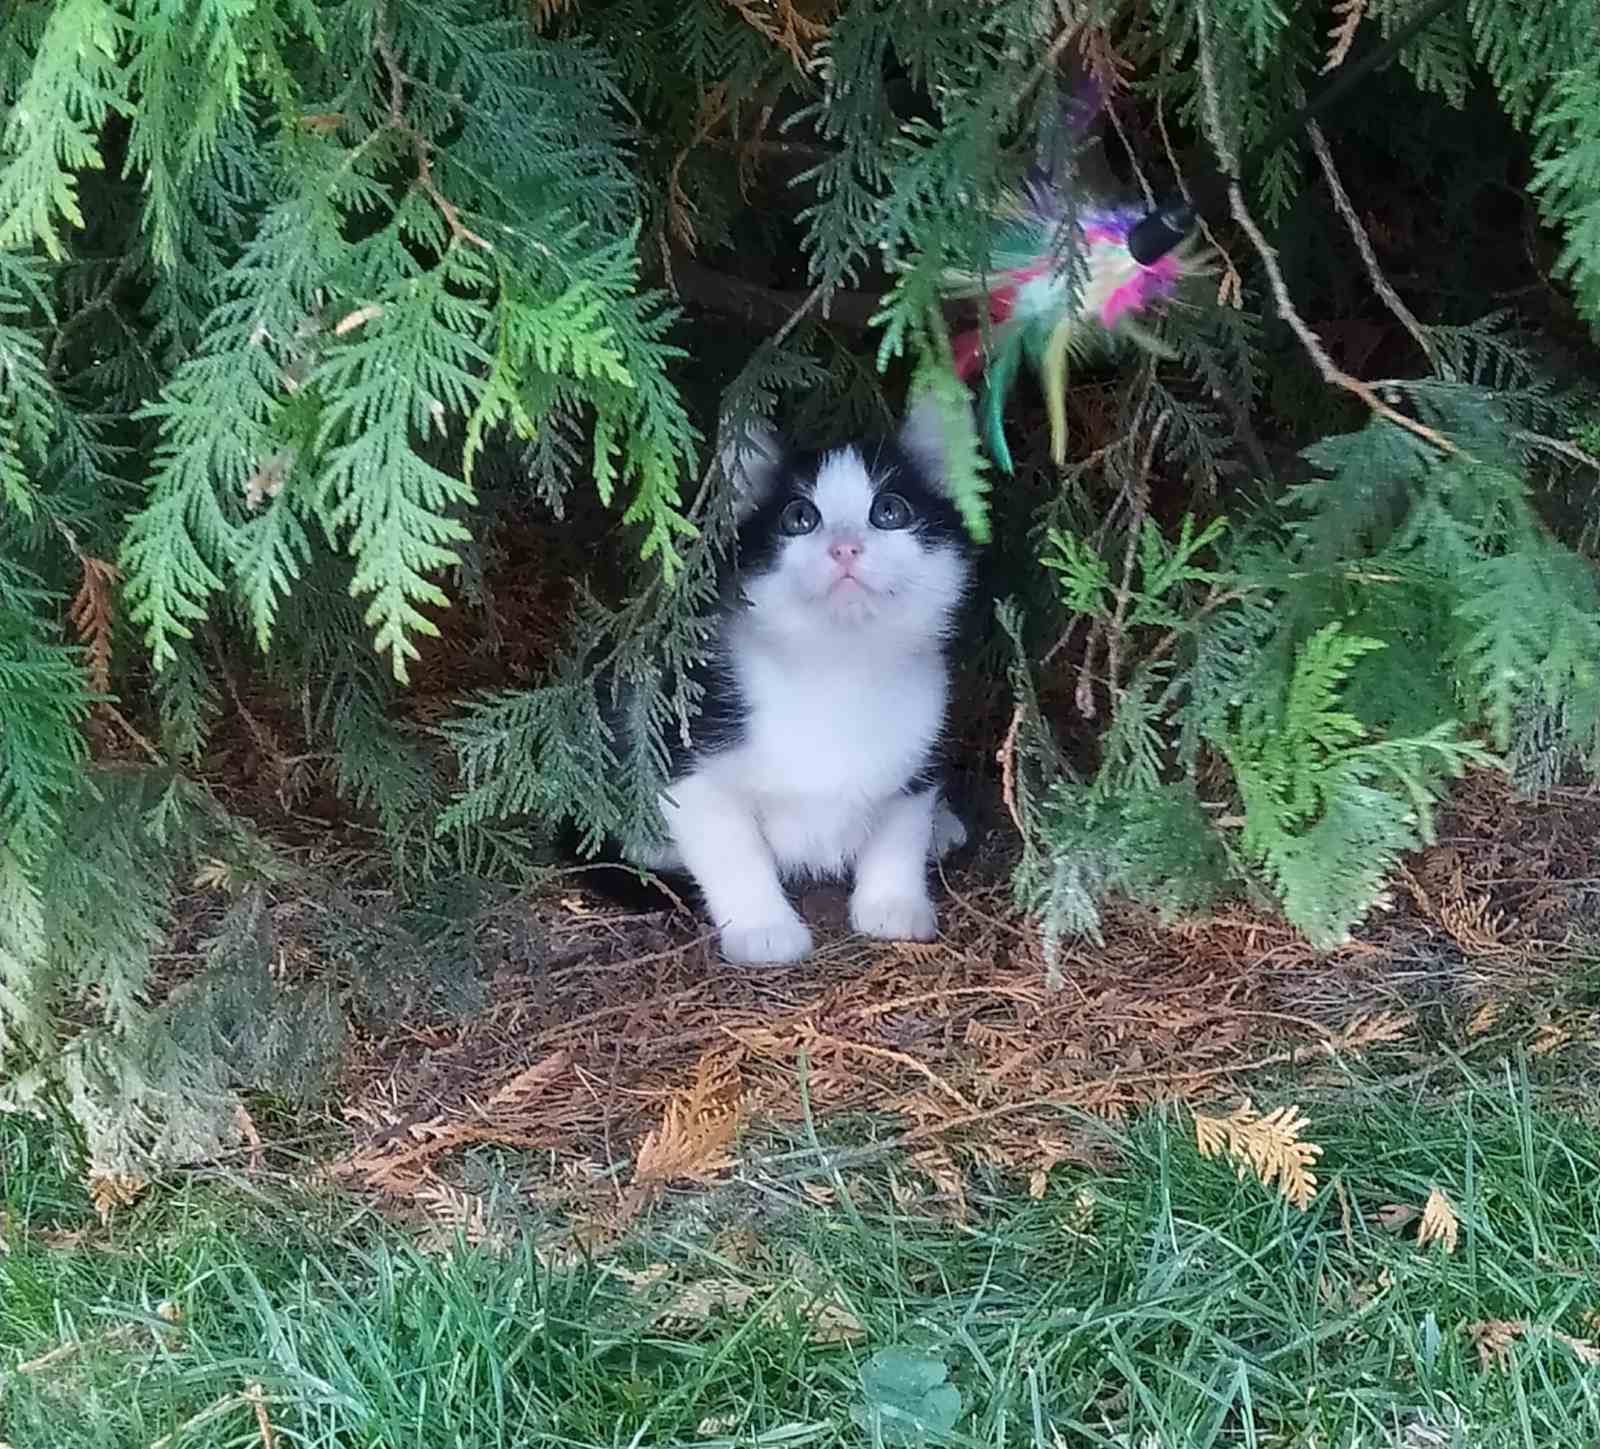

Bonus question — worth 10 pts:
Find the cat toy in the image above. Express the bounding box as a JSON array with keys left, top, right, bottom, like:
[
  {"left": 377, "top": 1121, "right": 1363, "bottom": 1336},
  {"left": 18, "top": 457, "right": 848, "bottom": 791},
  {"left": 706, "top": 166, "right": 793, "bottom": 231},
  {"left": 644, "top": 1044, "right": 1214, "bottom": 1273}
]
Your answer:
[
  {"left": 942, "top": 170, "right": 1201, "bottom": 474},
  {"left": 948, "top": 0, "right": 1467, "bottom": 475}
]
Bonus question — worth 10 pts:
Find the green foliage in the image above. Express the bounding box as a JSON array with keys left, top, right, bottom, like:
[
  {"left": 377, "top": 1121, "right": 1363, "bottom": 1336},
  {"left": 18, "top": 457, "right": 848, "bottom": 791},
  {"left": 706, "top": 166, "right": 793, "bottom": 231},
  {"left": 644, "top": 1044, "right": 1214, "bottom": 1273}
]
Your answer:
[
  {"left": 854, "top": 1348, "right": 964, "bottom": 1443},
  {"left": 1011, "top": 373, "right": 1598, "bottom": 950},
  {"left": 3, "top": 0, "right": 1600, "bottom": 1164},
  {"left": 1222, "top": 624, "right": 1486, "bottom": 946}
]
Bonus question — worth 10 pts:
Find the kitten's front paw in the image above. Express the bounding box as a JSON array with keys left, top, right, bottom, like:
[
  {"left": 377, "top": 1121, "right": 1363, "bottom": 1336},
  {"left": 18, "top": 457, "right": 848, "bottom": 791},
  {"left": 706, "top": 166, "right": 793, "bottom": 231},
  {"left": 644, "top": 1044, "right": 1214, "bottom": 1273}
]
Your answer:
[
  {"left": 720, "top": 918, "right": 815, "bottom": 966},
  {"left": 850, "top": 894, "right": 938, "bottom": 943}
]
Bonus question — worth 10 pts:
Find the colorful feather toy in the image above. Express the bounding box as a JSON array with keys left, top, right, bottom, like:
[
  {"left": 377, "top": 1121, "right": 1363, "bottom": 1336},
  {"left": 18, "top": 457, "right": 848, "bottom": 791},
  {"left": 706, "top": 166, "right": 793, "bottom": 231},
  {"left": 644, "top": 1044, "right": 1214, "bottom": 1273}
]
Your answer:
[{"left": 943, "top": 174, "right": 1205, "bottom": 474}]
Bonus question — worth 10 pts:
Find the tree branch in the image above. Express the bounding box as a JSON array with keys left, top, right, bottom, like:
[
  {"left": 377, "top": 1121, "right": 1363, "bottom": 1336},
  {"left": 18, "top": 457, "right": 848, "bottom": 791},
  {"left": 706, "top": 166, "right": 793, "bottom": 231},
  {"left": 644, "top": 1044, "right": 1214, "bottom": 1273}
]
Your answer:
[
  {"left": 1306, "top": 118, "right": 1438, "bottom": 373},
  {"left": 1193, "top": 5, "right": 1457, "bottom": 457},
  {"left": 667, "top": 253, "right": 883, "bottom": 334}
]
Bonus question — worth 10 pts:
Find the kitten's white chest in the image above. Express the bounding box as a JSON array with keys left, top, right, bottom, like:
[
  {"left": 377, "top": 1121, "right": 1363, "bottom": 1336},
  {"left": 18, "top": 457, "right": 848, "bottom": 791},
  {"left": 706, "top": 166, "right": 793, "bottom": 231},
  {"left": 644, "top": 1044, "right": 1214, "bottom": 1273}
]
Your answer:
[{"left": 717, "top": 639, "right": 947, "bottom": 874}]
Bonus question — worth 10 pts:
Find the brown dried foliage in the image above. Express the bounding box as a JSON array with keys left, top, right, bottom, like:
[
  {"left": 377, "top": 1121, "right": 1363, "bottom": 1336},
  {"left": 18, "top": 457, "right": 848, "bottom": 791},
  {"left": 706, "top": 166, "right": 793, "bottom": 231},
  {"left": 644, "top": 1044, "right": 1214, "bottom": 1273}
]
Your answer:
[
  {"left": 1416, "top": 1185, "right": 1461, "bottom": 1254},
  {"left": 1193, "top": 1099, "right": 1323, "bottom": 1210},
  {"left": 68, "top": 557, "right": 121, "bottom": 696},
  {"left": 1323, "top": 0, "right": 1367, "bottom": 72},
  {"left": 334, "top": 879, "right": 1444, "bottom": 1225},
  {"left": 725, "top": 0, "right": 834, "bottom": 70},
  {"left": 325, "top": 772, "right": 1599, "bottom": 1233},
  {"left": 1467, "top": 1318, "right": 1600, "bottom": 1370}
]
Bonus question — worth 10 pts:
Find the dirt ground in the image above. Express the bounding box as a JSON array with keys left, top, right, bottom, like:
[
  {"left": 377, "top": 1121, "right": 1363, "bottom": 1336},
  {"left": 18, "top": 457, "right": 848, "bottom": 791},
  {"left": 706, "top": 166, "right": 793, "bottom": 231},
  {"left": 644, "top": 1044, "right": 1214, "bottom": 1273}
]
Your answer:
[{"left": 322, "top": 772, "right": 1600, "bottom": 1245}]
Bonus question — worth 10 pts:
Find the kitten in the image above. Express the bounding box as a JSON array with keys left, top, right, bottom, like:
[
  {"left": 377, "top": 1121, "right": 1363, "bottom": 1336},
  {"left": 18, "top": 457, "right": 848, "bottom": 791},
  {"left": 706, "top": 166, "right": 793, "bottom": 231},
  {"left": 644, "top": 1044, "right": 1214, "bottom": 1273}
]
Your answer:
[{"left": 625, "top": 399, "right": 975, "bottom": 965}]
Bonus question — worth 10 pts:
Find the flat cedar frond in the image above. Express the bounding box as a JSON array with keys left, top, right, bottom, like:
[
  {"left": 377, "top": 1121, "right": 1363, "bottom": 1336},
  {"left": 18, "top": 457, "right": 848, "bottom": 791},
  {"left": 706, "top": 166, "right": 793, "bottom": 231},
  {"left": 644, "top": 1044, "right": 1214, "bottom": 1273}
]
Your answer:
[
  {"left": 414, "top": 1179, "right": 509, "bottom": 1255},
  {"left": 1193, "top": 1099, "right": 1323, "bottom": 1210},
  {"left": 633, "top": 1052, "right": 746, "bottom": 1186},
  {"left": 86, "top": 1167, "right": 149, "bottom": 1224},
  {"left": 615, "top": 1264, "right": 865, "bottom": 1342},
  {"left": 1335, "top": 1011, "right": 1413, "bottom": 1050},
  {"left": 910, "top": 1147, "right": 969, "bottom": 1219},
  {"left": 1467, "top": 1318, "right": 1600, "bottom": 1370},
  {"left": 483, "top": 1051, "right": 574, "bottom": 1111},
  {"left": 725, "top": 0, "right": 833, "bottom": 69},
  {"left": 67, "top": 557, "right": 121, "bottom": 696},
  {"left": 1416, "top": 1186, "right": 1461, "bottom": 1253},
  {"left": 1323, "top": 0, "right": 1367, "bottom": 73}
]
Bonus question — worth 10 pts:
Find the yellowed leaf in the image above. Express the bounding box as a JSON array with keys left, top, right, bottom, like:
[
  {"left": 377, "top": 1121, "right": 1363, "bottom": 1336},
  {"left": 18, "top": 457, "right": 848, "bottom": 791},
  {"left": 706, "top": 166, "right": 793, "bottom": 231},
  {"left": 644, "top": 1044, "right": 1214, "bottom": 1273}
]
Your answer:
[
  {"left": 1193, "top": 1099, "right": 1323, "bottom": 1210},
  {"left": 1322, "top": 0, "right": 1367, "bottom": 72},
  {"left": 87, "top": 1169, "right": 148, "bottom": 1225},
  {"left": 1554, "top": 1330, "right": 1600, "bottom": 1366},
  {"left": 1467, "top": 999, "right": 1505, "bottom": 1037},
  {"left": 1417, "top": 1186, "right": 1460, "bottom": 1254},
  {"left": 333, "top": 304, "right": 384, "bottom": 336},
  {"left": 910, "top": 1147, "right": 968, "bottom": 1220},
  {"left": 1467, "top": 1318, "right": 1522, "bottom": 1369},
  {"left": 633, "top": 1054, "right": 744, "bottom": 1187}
]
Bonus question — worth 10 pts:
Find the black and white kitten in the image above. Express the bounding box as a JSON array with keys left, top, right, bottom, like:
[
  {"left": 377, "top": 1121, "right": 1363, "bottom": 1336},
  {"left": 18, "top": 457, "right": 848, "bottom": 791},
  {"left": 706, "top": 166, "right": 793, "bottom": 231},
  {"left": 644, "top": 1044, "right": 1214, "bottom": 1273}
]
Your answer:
[{"left": 626, "top": 399, "right": 975, "bottom": 966}]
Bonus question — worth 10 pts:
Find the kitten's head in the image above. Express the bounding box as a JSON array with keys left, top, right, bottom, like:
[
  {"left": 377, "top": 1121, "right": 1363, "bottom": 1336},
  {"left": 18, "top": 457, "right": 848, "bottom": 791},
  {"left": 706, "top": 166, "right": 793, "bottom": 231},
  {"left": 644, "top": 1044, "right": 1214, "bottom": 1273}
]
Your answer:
[{"left": 719, "top": 399, "right": 974, "bottom": 644}]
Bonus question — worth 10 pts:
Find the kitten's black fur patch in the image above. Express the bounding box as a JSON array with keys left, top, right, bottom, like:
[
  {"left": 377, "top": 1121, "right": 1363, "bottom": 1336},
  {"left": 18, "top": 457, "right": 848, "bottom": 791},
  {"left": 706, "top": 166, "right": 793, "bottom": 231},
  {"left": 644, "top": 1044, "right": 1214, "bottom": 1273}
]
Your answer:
[{"left": 734, "top": 435, "right": 969, "bottom": 583}]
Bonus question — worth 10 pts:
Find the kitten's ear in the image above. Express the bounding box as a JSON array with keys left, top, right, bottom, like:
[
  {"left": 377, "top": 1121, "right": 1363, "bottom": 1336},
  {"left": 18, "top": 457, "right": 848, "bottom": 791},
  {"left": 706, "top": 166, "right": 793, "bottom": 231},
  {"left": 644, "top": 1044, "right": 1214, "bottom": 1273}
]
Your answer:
[
  {"left": 898, "top": 390, "right": 961, "bottom": 491},
  {"left": 717, "top": 420, "right": 782, "bottom": 517}
]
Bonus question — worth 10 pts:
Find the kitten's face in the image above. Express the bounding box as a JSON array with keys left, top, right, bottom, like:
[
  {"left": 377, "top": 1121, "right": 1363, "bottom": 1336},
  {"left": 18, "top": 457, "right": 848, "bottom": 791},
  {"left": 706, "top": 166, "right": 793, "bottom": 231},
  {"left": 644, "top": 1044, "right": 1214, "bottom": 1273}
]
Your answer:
[{"left": 727, "top": 412, "right": 972, "bottom": 643}]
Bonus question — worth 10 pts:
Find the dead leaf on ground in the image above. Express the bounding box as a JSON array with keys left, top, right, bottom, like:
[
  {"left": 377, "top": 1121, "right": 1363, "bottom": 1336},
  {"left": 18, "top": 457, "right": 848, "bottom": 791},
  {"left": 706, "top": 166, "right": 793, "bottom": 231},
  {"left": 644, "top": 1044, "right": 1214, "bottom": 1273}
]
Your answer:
[
  {"left": 1416, "top": 1187, "right": 1460, "bottom": 1254},
  {"left": 1193, "top": 1099, "right": 1323, "bottom": 1210},
  {"left": 1467, "top": 1318, "right": 1600, "bottom": 1370},
  {"left": 87, "top": 1169, "right": 149, "bottom": 1225},
  {"left": 633, "top": 1053, "right": 746, "bottom": 1188}
]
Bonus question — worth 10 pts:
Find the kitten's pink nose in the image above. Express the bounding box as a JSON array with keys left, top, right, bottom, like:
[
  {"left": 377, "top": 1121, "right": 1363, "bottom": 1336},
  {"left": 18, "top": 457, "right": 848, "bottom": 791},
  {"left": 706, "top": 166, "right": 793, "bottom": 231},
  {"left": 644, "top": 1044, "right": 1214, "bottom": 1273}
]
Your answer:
[{"left": 828, "top": 538, "right": 864, "bottom": 564}]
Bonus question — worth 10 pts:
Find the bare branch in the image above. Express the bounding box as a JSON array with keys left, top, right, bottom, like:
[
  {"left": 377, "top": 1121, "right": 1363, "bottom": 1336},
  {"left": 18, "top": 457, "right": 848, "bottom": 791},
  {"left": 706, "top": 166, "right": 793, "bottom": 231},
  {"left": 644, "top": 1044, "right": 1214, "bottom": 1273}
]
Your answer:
[{"left": 1306, "top": 119, "right": 1438, "bottom": 373}]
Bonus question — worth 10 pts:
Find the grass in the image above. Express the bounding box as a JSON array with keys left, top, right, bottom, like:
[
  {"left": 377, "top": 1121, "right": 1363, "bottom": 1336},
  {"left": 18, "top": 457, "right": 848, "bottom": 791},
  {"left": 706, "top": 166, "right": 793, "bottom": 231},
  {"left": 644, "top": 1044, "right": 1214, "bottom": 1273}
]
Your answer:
[{"left": 3, "top": 1057, "right": 1600, "bottom": 1449}]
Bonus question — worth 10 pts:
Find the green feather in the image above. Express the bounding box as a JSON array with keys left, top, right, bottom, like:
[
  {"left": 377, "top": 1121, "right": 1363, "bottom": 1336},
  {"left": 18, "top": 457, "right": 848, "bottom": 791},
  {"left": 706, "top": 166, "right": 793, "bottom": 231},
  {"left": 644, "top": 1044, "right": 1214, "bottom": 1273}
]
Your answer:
[{"left": 981, "top": 324, "right": 1026, "bottom": 474}]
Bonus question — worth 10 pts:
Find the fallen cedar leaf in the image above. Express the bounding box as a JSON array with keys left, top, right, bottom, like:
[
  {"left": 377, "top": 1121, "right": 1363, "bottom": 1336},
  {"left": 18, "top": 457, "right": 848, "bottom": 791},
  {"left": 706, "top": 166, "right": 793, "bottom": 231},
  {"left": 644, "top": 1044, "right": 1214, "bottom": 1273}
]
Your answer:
[
  {"left": 1416, "top": 1187, "right": 1460, "bottom": 1255},
  {"left": 1193, "top": 1099, "right": 1323, "bottom": 1210},
  {"left": 1557, "top": 1330, "right": 1600, "bottom": 1366},
  {"left": 800, "top": 1295, "right": 865, "bottom": 1344},
  {"left": 87, "top": 1169, "right": 149, "bottom": 1225},
  {"left": 334, "top": 304, "right": 384, "bottom": 335},
  {"left": 909, "top": 1148, "right": 968, "bottom": 1220},
  {"left": 1062, "top": 1186, "right": 1096, "bottom": 1235},
  {"left": 633, "top": 1054, "right": 744, "bottom": 1187},
  {"left": 1469, "top": 1317, "right": 1523, "bottom": 1370},
  {"left": 1466, "top": 1318, "right": 1600, "bottom": 1370},
  {"left": 1336, "top": 1011, "right": 1413, "bottom": 1049},
  {"left": 1467, "top": 1000, "right": 1505, "bottom": 1037},
  {"left": 1377, "top": 1203, "right": 1421, "bottom": 1233},
  {"left": 610, "top": 1262, "right": 673, "bottom": 1291}
]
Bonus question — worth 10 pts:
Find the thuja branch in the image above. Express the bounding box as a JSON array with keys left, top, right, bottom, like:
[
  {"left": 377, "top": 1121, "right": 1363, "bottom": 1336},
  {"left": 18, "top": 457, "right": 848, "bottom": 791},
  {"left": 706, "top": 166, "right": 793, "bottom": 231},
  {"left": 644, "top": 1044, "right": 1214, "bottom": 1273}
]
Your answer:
[
  {"left": 1305, "top": 119, "right": 1438, "bottom": 373},
  {"left": 1193, "top": 4, "right": 1456, "bottom": 456},
  {"left": 373, "top": 16, "right": 492, "bottom": 252}
]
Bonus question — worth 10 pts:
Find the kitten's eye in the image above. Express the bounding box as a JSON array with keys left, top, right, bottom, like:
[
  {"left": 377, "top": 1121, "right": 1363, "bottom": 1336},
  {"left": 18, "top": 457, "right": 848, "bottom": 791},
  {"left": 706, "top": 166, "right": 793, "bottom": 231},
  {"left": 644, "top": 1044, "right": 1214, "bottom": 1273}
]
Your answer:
[
  {"left": 778, "top": 498, "right": 820, "bottom": 536},
  {"left": 869, "top": 491, "right": 912, "bottom": 531}
]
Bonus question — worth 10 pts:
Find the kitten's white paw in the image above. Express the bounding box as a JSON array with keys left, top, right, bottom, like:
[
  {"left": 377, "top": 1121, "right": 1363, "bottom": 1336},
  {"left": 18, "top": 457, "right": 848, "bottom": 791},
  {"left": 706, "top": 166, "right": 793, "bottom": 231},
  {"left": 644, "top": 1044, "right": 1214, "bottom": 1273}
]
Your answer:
[
  {"left": 720, "top": 918, "right": 814, "bottom": 966},
  {"left": 931, "top": 800, "right": 967, "bottom": 859},
  {"left": 851, "top": 894, "right": 938, "bottom": 943}
]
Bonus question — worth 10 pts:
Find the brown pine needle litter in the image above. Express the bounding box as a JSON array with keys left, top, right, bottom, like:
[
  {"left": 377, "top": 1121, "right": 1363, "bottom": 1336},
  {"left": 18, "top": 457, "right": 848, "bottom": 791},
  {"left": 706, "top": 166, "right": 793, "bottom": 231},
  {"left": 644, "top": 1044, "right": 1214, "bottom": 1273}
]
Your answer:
[{"left": 324, "top": 774, "right": 1600, "bottom": 1237}]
